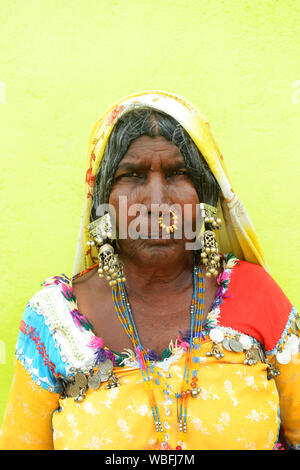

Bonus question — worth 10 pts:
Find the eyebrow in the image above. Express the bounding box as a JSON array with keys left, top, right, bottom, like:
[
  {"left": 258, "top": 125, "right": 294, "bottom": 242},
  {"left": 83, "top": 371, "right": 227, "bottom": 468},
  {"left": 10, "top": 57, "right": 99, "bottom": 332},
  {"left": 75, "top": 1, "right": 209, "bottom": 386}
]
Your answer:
[
  {"left": 115, "top": 162, "right": 145, "bottom": 173},
  {"left": 115, "top": 160, "right": 187, "bottom": 173}
]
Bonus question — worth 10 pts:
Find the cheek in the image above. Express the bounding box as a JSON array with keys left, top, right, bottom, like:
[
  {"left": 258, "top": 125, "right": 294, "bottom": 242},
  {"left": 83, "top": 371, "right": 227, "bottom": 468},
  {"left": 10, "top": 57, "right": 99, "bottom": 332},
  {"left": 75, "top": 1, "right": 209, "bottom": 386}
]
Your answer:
[
  {"left": 108, "top": 185, "right": 142, "bottom": 232},
  {"left": 170, "top": 184, "right": 200, "bottom": 236},
  {"left": 170, "top": 182, "right": 199, "bottom": 213},
  {"left": 109, "top": 183, "right": 141, "bottom": 207},
  {"left": 172, "top": 183, "right": 199, "bottom": 203}
]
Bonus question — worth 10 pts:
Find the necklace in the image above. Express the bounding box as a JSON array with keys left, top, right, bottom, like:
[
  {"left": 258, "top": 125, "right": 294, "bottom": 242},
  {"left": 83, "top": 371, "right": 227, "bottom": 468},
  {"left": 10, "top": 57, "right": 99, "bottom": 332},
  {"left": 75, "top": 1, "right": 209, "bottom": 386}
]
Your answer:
[{"left": 111, "top": 266, "right": 205, "bottom": 450}]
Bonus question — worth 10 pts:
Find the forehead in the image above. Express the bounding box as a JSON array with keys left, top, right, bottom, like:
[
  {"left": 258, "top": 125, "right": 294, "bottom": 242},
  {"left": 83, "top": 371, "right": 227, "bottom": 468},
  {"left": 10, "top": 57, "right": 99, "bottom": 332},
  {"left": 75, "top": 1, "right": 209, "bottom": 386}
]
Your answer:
[{"left": 120, "top": 135, "right": 184, "bottom": 165}]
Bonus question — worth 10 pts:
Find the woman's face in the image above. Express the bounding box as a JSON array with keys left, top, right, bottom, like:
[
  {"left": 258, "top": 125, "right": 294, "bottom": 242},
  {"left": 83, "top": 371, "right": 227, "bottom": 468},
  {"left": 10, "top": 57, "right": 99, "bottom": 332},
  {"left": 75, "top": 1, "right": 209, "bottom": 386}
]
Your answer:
[{"left": 108, "top": 135, "right": 200, "bottom": 265}]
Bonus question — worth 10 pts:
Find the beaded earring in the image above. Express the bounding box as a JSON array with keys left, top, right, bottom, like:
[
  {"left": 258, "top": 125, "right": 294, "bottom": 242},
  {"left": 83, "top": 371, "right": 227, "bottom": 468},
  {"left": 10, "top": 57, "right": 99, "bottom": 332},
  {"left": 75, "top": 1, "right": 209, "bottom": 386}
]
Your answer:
[
  {"left": 198, "top": 203, "right": 222, "bottom": 277},
  {"left": 87, "top": 213, "right": 126, "bottom": 286}
]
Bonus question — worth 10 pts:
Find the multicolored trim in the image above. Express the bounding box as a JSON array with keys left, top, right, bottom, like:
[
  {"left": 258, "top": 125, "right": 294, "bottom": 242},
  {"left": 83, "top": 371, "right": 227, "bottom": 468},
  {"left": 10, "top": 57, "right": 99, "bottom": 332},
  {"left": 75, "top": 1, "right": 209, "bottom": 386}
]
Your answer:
[
  {"left": 28, "top": 284, "right": 98, "bottom": 375},
  {"left": 15, "top": 304, "right": 67, "bottom": 393},
  {"left": 19, "top": 320, "right": 60, "bottom": 376},
  {"left": 265, "top": 306, "right": 300, "bottom": 365},
  {"left": 266, "top": 306, "right": 299, "bottom": 356},
  {"left": 42, "top": 272, "right": 122, "bottom": 367},
  {"left": 43, "top": 275, "right": 93, "bottom": 331}
]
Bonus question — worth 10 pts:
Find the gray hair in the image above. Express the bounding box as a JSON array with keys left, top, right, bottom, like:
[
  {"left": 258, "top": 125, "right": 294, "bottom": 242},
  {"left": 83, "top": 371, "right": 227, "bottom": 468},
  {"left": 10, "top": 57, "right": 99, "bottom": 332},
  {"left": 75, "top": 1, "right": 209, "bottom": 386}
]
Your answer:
[{"left": 90, "top": 107, "right": 221, "bottom": 222}]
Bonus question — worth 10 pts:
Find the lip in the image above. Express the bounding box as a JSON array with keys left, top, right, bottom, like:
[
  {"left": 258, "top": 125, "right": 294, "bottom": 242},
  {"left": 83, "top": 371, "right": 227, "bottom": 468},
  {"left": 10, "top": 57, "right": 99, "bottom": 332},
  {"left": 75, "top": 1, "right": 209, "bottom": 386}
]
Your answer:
[
  {"left": 138, "top": 226, "right": 178, "bottom": 240},
  {"left": 138, "top": 235, "right": 175, "bottom": 242},
  {"left": 124, "top": 213, "right": 185, "bottom": 241},
  {"left": 139, "top": 237, "right": 176, "bottom": 246}
]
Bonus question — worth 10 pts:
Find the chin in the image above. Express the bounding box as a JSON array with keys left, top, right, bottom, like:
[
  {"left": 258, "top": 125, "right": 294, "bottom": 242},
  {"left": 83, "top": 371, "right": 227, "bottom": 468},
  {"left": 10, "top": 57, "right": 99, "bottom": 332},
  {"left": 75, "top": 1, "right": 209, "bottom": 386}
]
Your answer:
[
  {"left": 139, "top": 239, "right": 186, "bottom": 261},
  {"left": 118, "top": 237, "right": 190, "bottom": 264}
]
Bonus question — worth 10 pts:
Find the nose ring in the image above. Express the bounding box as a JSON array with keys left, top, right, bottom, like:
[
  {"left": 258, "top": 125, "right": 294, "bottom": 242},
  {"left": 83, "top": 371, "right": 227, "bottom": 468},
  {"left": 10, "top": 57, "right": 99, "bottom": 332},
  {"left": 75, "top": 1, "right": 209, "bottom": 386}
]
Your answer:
[{"left": 158, "top": 210, "right": 178, "bottom": 233}]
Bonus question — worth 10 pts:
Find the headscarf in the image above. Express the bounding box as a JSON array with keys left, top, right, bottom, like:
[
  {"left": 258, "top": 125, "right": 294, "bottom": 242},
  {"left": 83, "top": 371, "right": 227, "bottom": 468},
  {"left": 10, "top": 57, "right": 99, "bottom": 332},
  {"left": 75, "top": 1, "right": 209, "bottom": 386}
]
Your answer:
[{"left": 73, "top": 90, "right": 268, "bottom": 275}]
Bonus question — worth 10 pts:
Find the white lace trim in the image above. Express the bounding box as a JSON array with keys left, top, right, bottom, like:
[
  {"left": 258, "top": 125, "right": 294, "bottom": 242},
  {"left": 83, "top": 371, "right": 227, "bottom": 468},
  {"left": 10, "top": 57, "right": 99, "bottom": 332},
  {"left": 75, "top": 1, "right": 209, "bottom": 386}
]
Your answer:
[
  {"left": 154, "top": 349, "right": 185, "bottom": 373},
  {"left": 29, "top": 285, "right": 97, "bottom": 375}
]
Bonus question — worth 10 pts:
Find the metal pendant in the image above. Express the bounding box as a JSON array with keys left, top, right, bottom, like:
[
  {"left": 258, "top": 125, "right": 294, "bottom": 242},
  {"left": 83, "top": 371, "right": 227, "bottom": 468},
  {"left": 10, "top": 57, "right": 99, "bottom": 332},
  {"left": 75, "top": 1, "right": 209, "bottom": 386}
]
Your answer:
[
  {"left": 265, "top": 358, "right": 280, "bottom": 380},
  {"left": 206, "top": 343, "right": 224, "bottom": 359},
  {"left": 87, "top": 371, "right": 102, "bottom": 390},
  {"left": 104, "top": 372, "right": 120, "bottom": 389},
  {"left": 209, "top": 328, "right": 224, "bottom": 344},
  {"left": 98, "top": 359, "right": 114, "bottom": 381},
  {"left": 276, "top": 349, "right": 291, "bottom": 365},
  {"left": 229, "top": 338, "right": 243, "bottom": 353},
  {"left": 222, "top": 337, "right": 232, "bottom": 351},
  {"left": 68, "top": 382, "right": 82, "bottom": 398},
  {"left": 87, "top": 359, "right": 115, "bottom": 390},
  {"left": 190, "top": 387, "right": 201, "bottom": 398},
  {"left": 239, "top": 334, "right": 253, "bottom": 351},
  {"left": 291, "top": 319, "right": 298, "bottom": 336},
  {"left": 66, "top": 371, "right": 88, "bottom": 400},
  {"left": 243, "top": 349, "right": 258, "bottom": 366},
  {"left": 291, "top": 318, "right": 300, "bottom": 336},
  {"left": 252, "top": 344, "right": 265, "bottom": 362}
]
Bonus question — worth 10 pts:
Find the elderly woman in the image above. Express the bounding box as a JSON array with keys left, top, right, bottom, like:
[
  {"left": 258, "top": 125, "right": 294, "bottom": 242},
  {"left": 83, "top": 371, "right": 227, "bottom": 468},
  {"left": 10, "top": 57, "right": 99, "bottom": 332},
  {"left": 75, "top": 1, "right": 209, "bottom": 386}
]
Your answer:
[{"left": 0, "top": 91, "right": 299, "bottom": 450}]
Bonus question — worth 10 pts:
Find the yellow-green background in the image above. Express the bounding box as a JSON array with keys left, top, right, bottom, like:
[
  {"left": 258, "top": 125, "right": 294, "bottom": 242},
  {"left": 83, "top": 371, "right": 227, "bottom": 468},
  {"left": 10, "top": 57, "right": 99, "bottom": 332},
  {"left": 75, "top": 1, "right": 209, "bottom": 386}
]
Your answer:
[{"left": 0, "top": 0, "right": 299, "bottom": 425}]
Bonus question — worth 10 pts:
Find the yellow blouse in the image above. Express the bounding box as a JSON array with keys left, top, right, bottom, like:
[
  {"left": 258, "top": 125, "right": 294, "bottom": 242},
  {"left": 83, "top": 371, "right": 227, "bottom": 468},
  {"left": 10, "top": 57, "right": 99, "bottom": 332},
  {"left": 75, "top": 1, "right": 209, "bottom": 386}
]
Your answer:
[
  {"left": 1, "top": 334, "right": 299, "bottom": 450},
  {"left": 52, "top": 343, "right": 281, "bottom": 450},
  {"left": 1, "top": 259, "right": 299, "bottom": 450}
]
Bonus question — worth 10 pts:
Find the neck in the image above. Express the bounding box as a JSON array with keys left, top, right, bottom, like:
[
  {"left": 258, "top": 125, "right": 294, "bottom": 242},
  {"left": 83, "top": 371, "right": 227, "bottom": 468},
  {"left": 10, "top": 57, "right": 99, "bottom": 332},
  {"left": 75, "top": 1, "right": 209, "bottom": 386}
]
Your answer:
[{"left": 120, "top": 251, "right": 195, "bottom": 298}]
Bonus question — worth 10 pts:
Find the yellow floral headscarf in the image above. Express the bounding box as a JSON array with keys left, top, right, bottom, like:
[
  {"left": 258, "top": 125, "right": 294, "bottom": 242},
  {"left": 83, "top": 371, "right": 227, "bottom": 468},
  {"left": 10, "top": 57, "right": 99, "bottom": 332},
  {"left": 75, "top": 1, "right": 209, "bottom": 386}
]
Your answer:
[{"left": 73, "top": 90, "right": 268, "bottom": 275}]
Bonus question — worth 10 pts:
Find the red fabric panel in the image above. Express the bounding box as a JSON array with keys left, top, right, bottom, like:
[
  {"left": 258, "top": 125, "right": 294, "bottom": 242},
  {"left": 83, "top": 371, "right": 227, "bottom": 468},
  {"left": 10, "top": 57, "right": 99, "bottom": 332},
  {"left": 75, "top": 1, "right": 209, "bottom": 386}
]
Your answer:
[{"left": 219, "top": 260, "right": 293, "bottom": 352}]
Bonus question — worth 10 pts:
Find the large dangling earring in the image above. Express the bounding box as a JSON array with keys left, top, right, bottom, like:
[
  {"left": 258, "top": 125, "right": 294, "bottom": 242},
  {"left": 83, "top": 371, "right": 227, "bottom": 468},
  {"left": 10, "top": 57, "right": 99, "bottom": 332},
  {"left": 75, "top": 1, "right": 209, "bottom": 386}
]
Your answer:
[
  {"left": 199, "top": 203, "right": 222, "bottom": 277},
  {"left": 87, "top": 213, "right": 126, "bottom": 286}
]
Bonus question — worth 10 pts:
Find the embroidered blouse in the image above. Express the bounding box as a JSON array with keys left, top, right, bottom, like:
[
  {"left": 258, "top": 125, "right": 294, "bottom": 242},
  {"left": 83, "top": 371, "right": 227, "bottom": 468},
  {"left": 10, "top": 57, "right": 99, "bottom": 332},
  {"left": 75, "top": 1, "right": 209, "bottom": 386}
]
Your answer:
[{"left": 0, "top": 257, "right": 299, "bottom": 450}]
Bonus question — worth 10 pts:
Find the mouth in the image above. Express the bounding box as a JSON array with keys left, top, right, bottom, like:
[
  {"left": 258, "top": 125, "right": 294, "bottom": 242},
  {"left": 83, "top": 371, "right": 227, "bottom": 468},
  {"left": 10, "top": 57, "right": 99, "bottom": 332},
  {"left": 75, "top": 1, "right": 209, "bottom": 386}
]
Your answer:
[
  {"left": 125, "top": 210, "right": 180, "bottom": 240},
  {"left": 138, "top": 225, "right": 178, "bottom": 241},
  {"left": 137, "top": 237, "right": 178, "bottom": 249},
  {"left": 139, "top": 234, "right": 175, "bottom": 242}
]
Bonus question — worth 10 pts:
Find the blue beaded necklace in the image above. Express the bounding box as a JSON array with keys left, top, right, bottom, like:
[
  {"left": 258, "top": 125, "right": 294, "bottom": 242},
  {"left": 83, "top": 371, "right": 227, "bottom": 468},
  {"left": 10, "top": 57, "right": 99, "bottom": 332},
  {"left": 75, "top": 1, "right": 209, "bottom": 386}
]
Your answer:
[{"left": 111, "top": 265, "right": 205, "bottom": 449}]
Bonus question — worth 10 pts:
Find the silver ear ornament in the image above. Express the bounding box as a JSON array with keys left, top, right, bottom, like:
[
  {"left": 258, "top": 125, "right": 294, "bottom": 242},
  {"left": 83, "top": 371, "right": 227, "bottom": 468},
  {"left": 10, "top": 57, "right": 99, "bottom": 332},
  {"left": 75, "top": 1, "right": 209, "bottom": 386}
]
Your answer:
[
  {"left": 87, "top": 213, "right": 126, "bottom": 286},
  {"left": 198, "top": 203, "right": 222, "bottom": 277}
]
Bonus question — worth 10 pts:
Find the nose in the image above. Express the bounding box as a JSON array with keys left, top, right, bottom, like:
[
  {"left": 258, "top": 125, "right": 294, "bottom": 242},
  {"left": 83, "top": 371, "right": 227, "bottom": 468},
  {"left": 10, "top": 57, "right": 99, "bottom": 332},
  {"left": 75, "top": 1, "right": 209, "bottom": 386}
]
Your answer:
[{"left": 141, "top": 173, "right": 170, "bottom": 211}]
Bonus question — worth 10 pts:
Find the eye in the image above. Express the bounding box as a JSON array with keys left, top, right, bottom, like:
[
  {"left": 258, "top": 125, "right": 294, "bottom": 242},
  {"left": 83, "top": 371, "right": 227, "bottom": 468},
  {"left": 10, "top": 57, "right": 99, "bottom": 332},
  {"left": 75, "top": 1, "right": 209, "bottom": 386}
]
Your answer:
[
  {"left": 167, "top": 170, "right": 188, "bottom": 177},
  {"left": 122, "top": 172, "right": 141, "bottom": 178},
  {"left": 116, "top": 171, "right": 143, "bottom": 181}
]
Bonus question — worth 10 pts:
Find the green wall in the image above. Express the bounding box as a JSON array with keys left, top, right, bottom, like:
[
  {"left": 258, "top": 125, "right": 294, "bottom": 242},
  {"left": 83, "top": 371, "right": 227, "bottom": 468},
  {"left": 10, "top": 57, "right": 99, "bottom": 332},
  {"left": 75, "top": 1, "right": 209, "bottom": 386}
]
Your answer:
[{"left": 0, "top": 0, "right": 299, "bottom": 425}]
